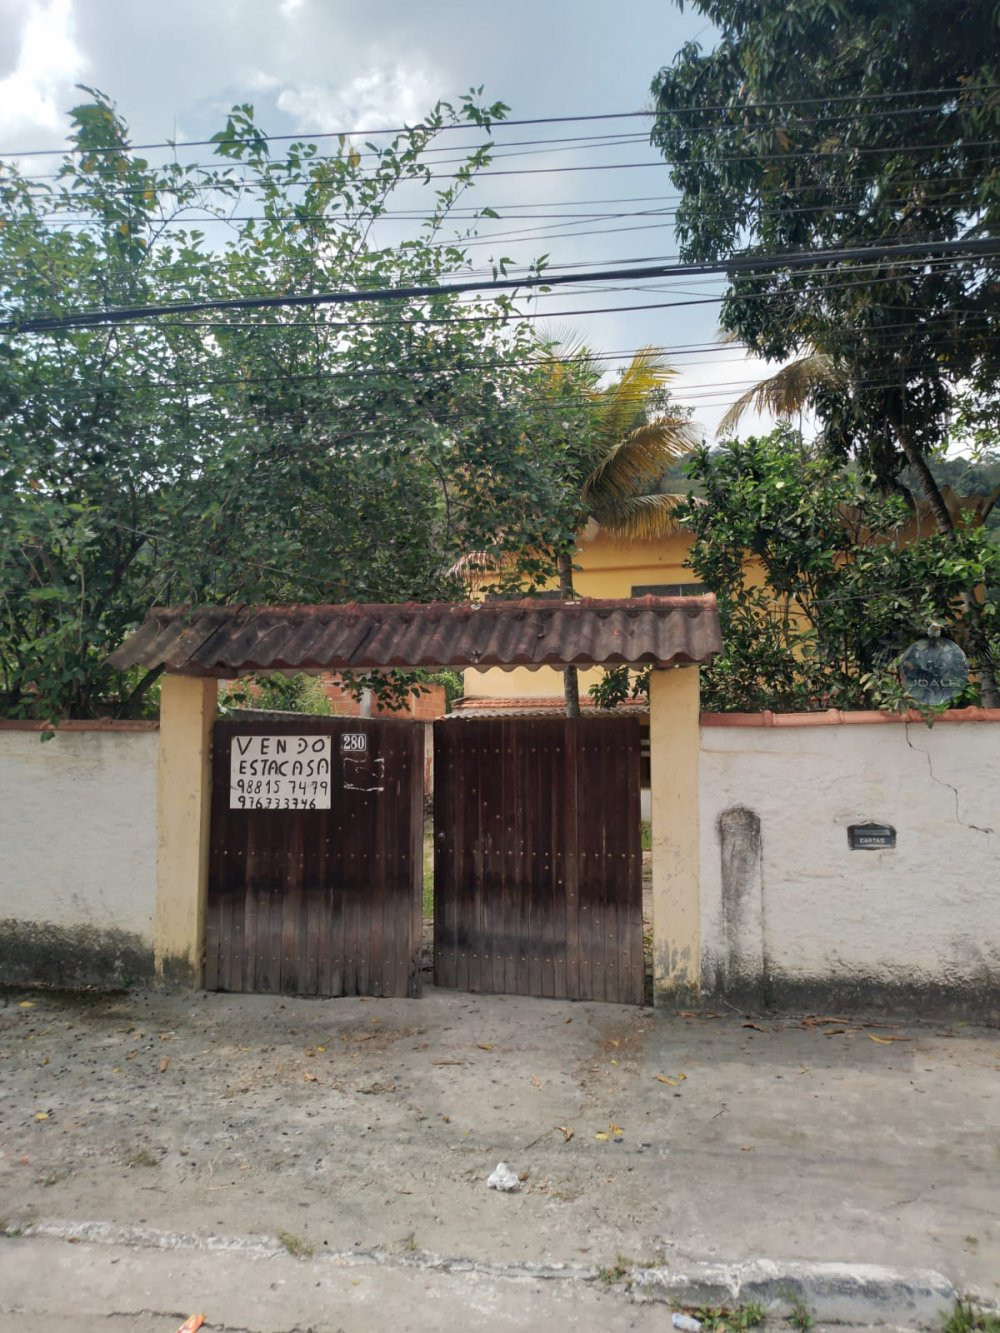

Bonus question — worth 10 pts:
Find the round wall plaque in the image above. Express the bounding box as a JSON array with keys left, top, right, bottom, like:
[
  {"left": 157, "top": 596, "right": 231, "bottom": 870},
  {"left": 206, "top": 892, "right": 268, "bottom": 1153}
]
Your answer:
[{"left": 898, "top": 634, "right": 969, "bottom": 706}]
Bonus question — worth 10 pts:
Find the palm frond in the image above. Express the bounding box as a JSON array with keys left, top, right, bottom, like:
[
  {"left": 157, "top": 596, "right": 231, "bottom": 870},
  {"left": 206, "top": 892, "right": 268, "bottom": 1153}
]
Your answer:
[
  {"left": 596, "top": 346, "right": 679, "bottom": 445},
  {"left": 717, "top": 352, "right": 843, "bottom": 437},
  {"left": 446, "top": 548, "right": 516, "bottom": 594},
  {"left": 592, "top": 492, "right": 689, "bottom": 542},
  {"left": 583, "top": 415, "right": 699, "bottom": 505}
]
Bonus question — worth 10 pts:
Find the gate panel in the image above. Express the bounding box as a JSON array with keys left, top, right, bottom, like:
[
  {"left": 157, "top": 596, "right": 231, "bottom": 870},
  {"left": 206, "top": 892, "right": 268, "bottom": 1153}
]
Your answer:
[
  {"left": 434, "top": 717, "right": 642, "bottom": 1005},
  {"left": 206, "top": 717, "right": 423, "bottom": 997}
]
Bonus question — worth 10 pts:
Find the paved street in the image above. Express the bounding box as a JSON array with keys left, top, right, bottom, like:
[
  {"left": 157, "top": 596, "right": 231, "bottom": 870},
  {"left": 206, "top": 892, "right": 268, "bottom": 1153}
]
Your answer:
[{"left": 1, "top": 985, "right": 997, "bottom": 1330}]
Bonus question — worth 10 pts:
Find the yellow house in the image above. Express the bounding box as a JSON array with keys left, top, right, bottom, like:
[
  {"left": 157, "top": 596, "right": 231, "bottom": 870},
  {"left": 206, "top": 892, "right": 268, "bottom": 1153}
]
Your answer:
[
  {"left": 456, "top": 483, "right": 996, "bottom": 716},
  {"left": 457, "top": 520, "right": 702, "bottom": 712}
]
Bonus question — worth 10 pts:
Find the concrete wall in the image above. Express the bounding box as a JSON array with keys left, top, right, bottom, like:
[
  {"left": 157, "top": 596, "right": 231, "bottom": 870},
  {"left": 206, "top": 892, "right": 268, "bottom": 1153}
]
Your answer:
[
  {"left": 699, "top": 711, "right": 1000, "bottom": 1019},
  {"left": 0, "top": 723, "right": 158, "bottom": 987}
]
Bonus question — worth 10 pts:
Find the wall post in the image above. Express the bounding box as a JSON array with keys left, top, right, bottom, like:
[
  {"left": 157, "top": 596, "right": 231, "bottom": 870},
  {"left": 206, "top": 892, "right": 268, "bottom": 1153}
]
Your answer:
[
  {"left": 156, "top": 673, "right": 217, "bottom": 985},
  {"left": 649, "top": 666, "right": 701, "bottom": 1006}
]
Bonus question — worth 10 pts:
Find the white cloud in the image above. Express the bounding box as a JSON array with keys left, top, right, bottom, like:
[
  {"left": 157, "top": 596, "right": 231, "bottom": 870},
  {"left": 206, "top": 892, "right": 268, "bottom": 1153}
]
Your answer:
[
  {"left": 0, "top": 0, "right": 82, "bottom": 139},
  {"left": 276, "top": 64, "right": 441, "bottom": 134}
]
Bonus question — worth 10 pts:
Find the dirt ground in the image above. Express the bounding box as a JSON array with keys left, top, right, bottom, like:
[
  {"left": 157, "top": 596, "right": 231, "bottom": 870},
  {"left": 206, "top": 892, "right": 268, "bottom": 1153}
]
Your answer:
[{"left": 1, "top": 983, "right": 998, "bottom": 1331}]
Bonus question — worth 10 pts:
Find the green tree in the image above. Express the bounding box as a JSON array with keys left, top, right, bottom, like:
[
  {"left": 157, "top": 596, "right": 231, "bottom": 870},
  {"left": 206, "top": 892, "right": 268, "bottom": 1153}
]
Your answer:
[
  {"left": 649, "top": 0, "right": 1000, "bottom": 701},
  {"left": 0, "top": 91, "right": 587, "bottom": 721},
  {"left": 682, "top": 428, "right": 1000, "bottom": 712}
]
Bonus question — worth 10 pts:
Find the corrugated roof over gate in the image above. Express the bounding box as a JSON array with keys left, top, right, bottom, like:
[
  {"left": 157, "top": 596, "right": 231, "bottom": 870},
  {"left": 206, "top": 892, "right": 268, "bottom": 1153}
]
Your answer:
[{"left": 109, "top": 596, "right": 722, "bottom": 676}]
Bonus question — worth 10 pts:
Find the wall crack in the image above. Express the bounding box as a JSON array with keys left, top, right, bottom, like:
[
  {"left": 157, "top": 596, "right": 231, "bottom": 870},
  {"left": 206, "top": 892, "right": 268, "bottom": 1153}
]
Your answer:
[{"left": 904, "top": 722, "right": 996, "bottom": 836}]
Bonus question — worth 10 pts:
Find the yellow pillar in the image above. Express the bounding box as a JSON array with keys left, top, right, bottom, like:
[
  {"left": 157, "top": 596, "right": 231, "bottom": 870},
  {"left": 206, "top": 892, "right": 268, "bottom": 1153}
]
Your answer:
[
  {"left": 649, "top": 666, "right": 701, "bottom": 1006},
  {"left": 156, "top": 673, "right": 217, "bottom": 985}
]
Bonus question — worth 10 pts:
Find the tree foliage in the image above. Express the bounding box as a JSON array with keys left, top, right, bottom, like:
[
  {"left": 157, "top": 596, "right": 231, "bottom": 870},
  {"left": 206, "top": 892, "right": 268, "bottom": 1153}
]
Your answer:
[
  {"left": 682, "top": 429, "right": 1000, "bottom": 712},
  {"left": 0, "top": 90, "right": 592, "bottom": 720},
  {"left": 592, "top": 428, "right": 1000, "bottom": 713},
  {"left": 650, "top": 0, "right": 1000, "bottom": 508}
]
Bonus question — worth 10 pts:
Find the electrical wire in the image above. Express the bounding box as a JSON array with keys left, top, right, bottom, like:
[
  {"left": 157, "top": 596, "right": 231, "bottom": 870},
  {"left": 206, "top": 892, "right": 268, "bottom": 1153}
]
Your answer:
[
  {"left": 8, "top": 137, "right": 998, "bottom": 198},
  {"left": 4, "top": 83, "right": 998, "bottom": 158},
  {"left": 3, "top": 236, "right": 996, "bottom": 334},
  {"left": 12, "top": 94, "right": 997, "bottom": 185},
  {"left": 6, "top": 310, "right": 997, "bottom": 416}
]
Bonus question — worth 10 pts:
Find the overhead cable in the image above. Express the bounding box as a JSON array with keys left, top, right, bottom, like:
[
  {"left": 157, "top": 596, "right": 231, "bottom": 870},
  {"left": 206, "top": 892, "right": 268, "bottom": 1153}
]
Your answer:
[{"left": 4, "top": 235, "right": 997, "bottom": 334}]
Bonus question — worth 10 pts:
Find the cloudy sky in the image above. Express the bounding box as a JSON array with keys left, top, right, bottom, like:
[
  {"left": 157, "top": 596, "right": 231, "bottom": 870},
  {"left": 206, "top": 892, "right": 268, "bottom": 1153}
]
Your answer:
[{"left": 0, "top": 0, "right": 772, "bottom": 435}]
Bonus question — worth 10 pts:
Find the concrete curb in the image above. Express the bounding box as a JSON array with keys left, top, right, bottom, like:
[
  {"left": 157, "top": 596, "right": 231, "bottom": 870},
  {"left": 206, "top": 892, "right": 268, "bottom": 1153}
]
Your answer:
[
  {"left": 632, "top": 1259, "right": 959, "bottom": 1325},
  {"left": 18, "top": 1219, "right": 997, "bottom": 1328}
]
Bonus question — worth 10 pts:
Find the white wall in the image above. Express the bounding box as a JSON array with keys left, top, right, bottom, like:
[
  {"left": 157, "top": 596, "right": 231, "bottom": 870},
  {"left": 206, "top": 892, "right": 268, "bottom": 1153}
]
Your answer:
[
  {"left": 0, "top": 726, "right": 158, "bottom": 985},
  {"left": 699, "top": 717, "right": 1000, "bottom": 1016}
]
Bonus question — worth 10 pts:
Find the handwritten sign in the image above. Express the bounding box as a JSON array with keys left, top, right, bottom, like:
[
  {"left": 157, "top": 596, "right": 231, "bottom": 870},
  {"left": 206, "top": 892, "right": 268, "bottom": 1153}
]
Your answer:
[{"left": 230, "top": 734, "right": 331, "bottom": 810}]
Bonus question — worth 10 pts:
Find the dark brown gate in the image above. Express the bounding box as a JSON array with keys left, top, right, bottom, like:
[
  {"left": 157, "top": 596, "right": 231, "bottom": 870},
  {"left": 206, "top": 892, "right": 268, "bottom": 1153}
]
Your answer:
[
  {"left": 206, "top": 717, "right": 423, "bottom": 997},
  {"left": 433, "top": 717, "right": 643, "bottom": 1005}
]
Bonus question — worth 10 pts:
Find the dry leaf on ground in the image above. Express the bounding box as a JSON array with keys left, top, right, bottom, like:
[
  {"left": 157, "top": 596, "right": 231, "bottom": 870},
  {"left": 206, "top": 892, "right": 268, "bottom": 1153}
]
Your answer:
[
  {"left": 869, "top": 1034, "right": 912, "bottom": 1044},
  {"left": 655, "top": 1072, "right": 686, "bottom": 1086}
]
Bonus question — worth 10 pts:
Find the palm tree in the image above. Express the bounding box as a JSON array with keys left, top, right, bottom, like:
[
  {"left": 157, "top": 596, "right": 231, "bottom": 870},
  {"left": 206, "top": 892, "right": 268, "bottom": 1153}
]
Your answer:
[
  {"left": 555, "top": 348, "right": 699, "bottom": 714},
  {"left": 452, "top": 348, "right": 698, "bottom": 714}
]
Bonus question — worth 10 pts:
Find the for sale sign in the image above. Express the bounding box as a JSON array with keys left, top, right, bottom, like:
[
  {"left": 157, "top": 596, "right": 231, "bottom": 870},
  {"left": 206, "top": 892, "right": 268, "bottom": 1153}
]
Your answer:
[{"left": 229, "top": 734, "right": 332, "bottom": 809}]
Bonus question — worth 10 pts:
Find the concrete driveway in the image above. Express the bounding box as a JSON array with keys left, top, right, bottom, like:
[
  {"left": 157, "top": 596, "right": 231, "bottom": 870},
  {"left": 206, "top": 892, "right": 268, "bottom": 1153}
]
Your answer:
[{"left": 1, "top": 985, "right": 997, "bottom": 1330}]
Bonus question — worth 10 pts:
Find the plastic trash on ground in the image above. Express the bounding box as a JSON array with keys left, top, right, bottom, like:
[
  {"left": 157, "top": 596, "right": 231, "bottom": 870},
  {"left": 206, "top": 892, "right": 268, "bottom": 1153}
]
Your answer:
[
  {"left": 672, "top": 1315, "right": 702, "bottom": 1332},
  {"left": 486, "top": 1161, "right": 520, "bottom": 1192}
]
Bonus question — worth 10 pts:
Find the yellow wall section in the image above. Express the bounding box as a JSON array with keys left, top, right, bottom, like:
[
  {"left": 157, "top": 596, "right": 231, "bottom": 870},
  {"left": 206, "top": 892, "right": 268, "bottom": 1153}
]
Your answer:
[
  {"left": 649, "top": 666, "right": 701, "bottom": 1003},
  {"left": 464, "top": 527, "right": 699, "bottom": 700},
  {"left": 156, "top": 674, "right": 217, "bottom": 984}
]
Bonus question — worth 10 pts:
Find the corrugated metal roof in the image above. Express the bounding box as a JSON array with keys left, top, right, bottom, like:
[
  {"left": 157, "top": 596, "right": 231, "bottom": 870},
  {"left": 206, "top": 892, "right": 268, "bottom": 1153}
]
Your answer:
[{"left": 109, "top": 596, "right": 722, "bottom": 676}]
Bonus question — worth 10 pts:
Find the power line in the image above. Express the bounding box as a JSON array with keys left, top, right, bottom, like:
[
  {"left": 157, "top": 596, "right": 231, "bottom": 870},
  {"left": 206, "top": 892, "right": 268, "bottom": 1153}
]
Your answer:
[
  {"left": 11, "top": 294, "right": 996, "bottom": 404},
  {"left": 7, "top": 267, "right": 989, "bottom": 348},
  {"left": 6, "top": 308, "right": 996, "bottom": 412},
  {"left": 8, "top": 137, "right": 998, "bottom": 198},
  {"left": 11, "top": 96, "right": 994, "bottom": 184},
  {"left": 4, "top": 236, "right": 997, "bottom": 334},
  {"left": 4, "top": 83, "right": 997, "bottom": 158},
  {"left": 27, "top": 183, "right": 987, "bottom": 245}
]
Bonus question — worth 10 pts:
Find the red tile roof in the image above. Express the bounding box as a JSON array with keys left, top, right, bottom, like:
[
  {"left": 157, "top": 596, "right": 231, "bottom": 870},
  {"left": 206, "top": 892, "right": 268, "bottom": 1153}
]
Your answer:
[{"left": 109, "top": 596, "right": 721, "bottom": 676}]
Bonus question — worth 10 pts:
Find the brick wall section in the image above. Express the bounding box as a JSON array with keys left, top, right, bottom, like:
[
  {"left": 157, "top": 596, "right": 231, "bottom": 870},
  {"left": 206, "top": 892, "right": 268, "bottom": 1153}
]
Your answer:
[{"left": 320, "top": 674, "right": 447, "bottom": 721}]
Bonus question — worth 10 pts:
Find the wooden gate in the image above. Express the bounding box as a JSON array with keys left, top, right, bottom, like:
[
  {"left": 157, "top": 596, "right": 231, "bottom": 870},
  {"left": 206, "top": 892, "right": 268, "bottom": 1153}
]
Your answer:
[
  {"left": 433, "top": 717, "right": 643, "bottom": 1005},
  {"left": 206, "top": 717, "right": 423, "bottom": 997}
]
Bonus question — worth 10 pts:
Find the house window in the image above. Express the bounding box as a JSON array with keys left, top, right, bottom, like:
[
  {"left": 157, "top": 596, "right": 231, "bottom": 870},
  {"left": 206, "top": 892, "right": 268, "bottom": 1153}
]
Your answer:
[{"left": 631, "top": 582, "right": 705, "bottom": 597}]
